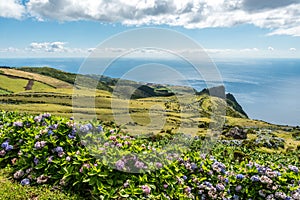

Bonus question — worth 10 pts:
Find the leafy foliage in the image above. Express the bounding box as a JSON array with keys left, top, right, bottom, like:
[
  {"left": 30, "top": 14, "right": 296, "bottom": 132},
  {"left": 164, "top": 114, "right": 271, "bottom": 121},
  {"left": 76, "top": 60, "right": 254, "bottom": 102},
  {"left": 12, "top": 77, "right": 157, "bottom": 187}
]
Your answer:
[{"left": 0, "top": 111, "right": 299, "bottom": 199}]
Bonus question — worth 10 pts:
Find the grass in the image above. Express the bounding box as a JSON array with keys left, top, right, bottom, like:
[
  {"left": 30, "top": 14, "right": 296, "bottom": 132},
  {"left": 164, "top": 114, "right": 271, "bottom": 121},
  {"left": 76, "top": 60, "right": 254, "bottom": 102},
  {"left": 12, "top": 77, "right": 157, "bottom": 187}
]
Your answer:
[
  {"left": 0, "top": 168, "right": 80, "bottom": 200},
  {"left": 0, "top": 68, "right": 73, "bottom": 89},
  {"left": 0, "top": 75, "right": 29, "bottom": 93},
  {"left": 0, "top": 74, "right": 53, "bottom": 93},
  {"left": 0, "top": 88, "right": 11, "bottom": 94}
]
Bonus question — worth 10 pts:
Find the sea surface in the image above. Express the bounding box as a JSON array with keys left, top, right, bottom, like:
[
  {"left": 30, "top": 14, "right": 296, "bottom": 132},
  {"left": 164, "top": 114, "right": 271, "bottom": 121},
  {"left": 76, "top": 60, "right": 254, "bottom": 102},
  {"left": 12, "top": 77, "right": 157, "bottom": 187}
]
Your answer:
[{"left": 0, "top": 57, "right": 299, "bottom": 126}]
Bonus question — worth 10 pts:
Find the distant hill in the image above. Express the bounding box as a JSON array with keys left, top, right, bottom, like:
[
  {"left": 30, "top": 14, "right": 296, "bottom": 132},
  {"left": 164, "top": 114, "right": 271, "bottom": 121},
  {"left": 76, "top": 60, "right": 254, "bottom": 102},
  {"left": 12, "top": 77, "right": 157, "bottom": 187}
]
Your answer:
[
  {"left": 19, "top": 67, "right": 176, "bottom": 99},
  {"left": 19, "top": 67, "right": 113, "bottom": 92},
  {"left": 0, "top": 66, "right": 248, "bottom": 120}
]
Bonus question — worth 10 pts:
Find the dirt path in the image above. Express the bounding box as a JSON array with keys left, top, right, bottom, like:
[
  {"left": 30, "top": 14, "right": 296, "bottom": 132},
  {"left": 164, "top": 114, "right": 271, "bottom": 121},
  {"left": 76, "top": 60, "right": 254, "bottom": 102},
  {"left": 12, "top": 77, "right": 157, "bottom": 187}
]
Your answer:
[{"left": 25, "top": 79, "right": 34, "bottom": 90}]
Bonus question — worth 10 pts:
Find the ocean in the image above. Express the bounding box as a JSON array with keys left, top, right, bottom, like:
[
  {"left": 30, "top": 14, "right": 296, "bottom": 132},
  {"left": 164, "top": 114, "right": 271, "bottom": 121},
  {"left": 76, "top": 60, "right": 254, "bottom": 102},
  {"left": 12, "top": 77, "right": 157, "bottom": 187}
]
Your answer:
[{"left": 0, "top": 57, "right": 299, "bottom": 126}]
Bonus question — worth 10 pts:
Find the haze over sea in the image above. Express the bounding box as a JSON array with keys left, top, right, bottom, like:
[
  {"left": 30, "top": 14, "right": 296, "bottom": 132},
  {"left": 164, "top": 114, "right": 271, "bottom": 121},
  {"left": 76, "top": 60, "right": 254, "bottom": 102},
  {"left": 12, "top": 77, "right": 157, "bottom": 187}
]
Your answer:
[{"left": 0, "top": 58, "right": 299, "bottom": 126}]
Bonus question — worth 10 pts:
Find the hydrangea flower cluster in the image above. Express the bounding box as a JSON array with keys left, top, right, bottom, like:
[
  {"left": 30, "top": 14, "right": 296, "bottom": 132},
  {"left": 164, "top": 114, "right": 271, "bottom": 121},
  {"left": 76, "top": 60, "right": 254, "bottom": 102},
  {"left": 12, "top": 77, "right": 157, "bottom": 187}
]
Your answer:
[{"left": 0, "top": 111, "right": 300, "bottom": 199}]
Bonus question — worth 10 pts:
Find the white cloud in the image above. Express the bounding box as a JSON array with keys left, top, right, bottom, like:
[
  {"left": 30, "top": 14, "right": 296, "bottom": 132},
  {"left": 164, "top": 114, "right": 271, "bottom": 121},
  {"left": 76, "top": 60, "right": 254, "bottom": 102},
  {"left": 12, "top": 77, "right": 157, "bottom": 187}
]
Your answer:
[
  {"left": 290, "top": 48, "right": 297, "bottom": 51},
  {"left": 0, "top": 0, "right": 25, "bottom": 19},
  {"left": 23, "top": 0, "right": 300, "bottom": 36},
  {"left": 268, "top": 46, "right": 274, "bottom": 51},
  {"left": 268, "top": 27, "right": 300, "bottom": 37},
  {"left": 29, "top": 42, "right": 67, "bottom": 52},
  {"left": 0, "top": 47, "right": 20, "bottom": 53},
  {"left": 1, "top": 1, "right": 300, "bottom": 37}
]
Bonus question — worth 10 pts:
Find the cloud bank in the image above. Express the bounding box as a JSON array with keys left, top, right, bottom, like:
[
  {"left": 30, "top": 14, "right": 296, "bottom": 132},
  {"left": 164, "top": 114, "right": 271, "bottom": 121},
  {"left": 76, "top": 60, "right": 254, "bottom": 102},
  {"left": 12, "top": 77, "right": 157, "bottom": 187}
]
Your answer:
[
  {"left": 1, "top": 0, "right": 300, "bottom": 36},
  {"left": 0, "top": 0, "right": 25, "bottom": 19}
]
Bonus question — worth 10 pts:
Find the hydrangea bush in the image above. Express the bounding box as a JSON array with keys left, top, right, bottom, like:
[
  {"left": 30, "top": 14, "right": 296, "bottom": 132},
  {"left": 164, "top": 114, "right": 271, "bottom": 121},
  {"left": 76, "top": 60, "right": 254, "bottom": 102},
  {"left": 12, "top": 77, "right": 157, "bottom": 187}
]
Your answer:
[{"left": 0, "top": 111, "right": 300, "bottom": 199}]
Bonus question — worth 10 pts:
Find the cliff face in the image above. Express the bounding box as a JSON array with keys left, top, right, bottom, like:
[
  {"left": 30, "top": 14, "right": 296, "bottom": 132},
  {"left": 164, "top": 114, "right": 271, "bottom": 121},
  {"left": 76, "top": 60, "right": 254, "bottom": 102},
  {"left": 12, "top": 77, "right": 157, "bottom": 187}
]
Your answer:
[
  {"left": 197, "top": 85, "right": 248, "bottom": 118},
  {"left": 226, "top": 93, "right": 248, "bottom": 118}
]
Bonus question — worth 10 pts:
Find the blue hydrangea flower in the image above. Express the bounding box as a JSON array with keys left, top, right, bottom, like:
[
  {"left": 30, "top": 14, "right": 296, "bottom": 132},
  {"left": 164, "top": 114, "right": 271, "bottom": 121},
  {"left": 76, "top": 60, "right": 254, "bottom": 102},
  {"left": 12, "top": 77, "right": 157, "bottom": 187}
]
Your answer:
[
  {"left": 97, "top": 125, "right": 103, "bottom": 132},
  {"left": 20, "top": 178, "right": 30, "bottom": 186},
  {"left": 34, "top": 157, "right": 39, "bottom": 165},
  {"left": 68, "top": 134, "right": 75, "bottom": 139},
  {"left": 182, "top": 175, "right": 187, "bottom": 180},
  {"left": 225, "top": 178, "right": 229, "bottom": 183},
  {"left": 251, "top": 175, "right": 260, "bottom": 182},
  {"left": 86, "top": 123, "right": 93, "bottom": 131},
  {"left": 48, "top": 130, "right": 54, "bottom": 136},
  {"left": 55, "top": 146, "right": 64, "bottom": 153},
  {"left": 236, "top": 174, "right": 244, "bottom": 180},
  {"left": 191, "top": 163, "right": 197, "bottom": 170},
  {"left": 5, "top": 145, "right": 13, "bottom": 151},
  {"left": 1, "top": 141, "right": 9, "bottom": 149}
]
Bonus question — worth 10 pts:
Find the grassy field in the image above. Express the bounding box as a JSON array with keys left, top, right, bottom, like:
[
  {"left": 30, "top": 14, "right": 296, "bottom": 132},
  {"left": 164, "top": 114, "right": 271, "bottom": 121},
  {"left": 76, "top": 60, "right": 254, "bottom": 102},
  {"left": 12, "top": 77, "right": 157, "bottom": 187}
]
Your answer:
[
  {"left": 0, "top": 168, "right": 80, "bottom": 200},
  {"left": 0, "top": 68, "right": 73, "bottom": 89}
]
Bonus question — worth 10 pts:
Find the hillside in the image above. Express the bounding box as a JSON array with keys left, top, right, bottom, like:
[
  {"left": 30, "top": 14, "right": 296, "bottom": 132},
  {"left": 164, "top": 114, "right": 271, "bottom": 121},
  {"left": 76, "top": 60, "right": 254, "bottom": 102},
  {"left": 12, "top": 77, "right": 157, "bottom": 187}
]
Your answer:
[{"left": 0, "top": 66, "right": 274, "bottom": 135}]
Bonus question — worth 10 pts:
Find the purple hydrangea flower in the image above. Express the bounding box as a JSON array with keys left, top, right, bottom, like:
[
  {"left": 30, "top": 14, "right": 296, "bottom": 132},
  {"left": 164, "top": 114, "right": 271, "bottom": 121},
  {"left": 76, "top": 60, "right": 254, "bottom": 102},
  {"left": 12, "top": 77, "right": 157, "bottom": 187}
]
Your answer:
[
  {"left": 34, "top": 115, "right": 42, "bottom": 123},
  {"left": 58, "top": 151, "right": 65, "bottom": 157},
  {"left": 40, "top": 141, "right": 46, "bottom": 147},
  {"left": 123, "top": 180, "right": 129, "bottom": 188},
  {"left": 182, "top": 175, "right": 187, "bottom": 180},
  {"left": 156, "top": 162, "right": 163, "bottom": 168},
  {"left": 13, "top": 170, "right": 24, "bottom": 179},
  {"left": 47, "top": 156, "right": 53, "bottom": 163},
  {"left": 68, "top": 134, "right": 75, "bottom": 139},
  {"left": 42, "top": 113, "right": 51, "bottom": 118},
  {"left": 134, "top": 161, "right": 146, "bottom": 169},
  {"left": 235, "top": 185, "right": 242, "bottom": 192},
  {"left": 34, "top": 141, "right": 41, "bottom": 149},
  {"left": 109, "top": 136, "right": 116, "bottom": 141},
  {"left": 54, "top": 146, "right": 63, "bottom": 153},
  {"left": 37, "top": 174, "right": 48, "bottom": 184},
  {"left": 115, "top": 160, "right": 125, "bottom": 171},
  {"left": 216, "top": 183, "right": 225, "bottom": 191},
  {"left": 34, "top": 157, "right": 39, "bottom": 165},
  {"left": 13, "top": 121, "right": 23, "bottom": 127},
  {"left": 185, "top": 186, "right": 192, "bottom": 194},
  {"left": 116, "top": 143, "right": 123, "bottom": 148},
  {"left": 288, "top": 165, "right": 299, "bottom": 173},
  {"left": 66, "top": 156, "right": 71, "bottom": 162},
  {"left": 0, "top": 149, "right": 6, "bottom": 157},
  {"left": 141, "top": 185, "right": 151, "bottom": 195},
  {"left": 20, "top": 178, "right": 30, "bottom": 186},
  {"left": 48, "top": 124, "right": 58, "bottom": 130}
]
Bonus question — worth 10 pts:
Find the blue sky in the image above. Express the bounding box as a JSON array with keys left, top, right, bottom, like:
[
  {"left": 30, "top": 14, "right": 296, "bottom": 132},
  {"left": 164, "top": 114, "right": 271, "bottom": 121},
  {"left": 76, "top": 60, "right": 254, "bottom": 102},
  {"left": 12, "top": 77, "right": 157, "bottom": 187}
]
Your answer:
[{"left": 0, "top": 0, "right": 299, "bottom": 58}]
